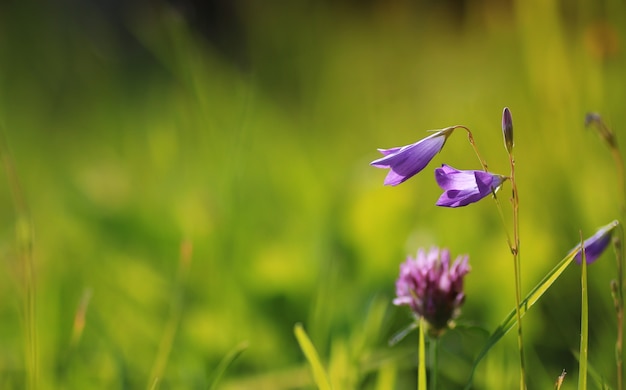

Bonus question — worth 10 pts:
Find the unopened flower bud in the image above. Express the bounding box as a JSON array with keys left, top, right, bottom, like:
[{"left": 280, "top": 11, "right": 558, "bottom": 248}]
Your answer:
[{"left": 502, "top": 107, "right": 514, "bottom": 153}]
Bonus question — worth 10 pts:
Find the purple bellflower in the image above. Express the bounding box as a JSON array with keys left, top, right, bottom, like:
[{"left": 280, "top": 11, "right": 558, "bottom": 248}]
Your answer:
[
  {"left": 571, "top": 220, "right": 619, "bottom": 264},
  {"left": 394, "top": 247, "right": 470, "bottom": 335},
  {"left": 370, "top": 127, "right": 456, "bottom": 186},
  {"left": 434, "top": 164, "right": 506, "bottom": 207}
]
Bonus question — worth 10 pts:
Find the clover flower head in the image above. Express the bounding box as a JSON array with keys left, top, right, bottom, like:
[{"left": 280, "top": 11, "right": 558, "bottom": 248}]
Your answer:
[
  {"left": 571, "top": 220, "right": 619, "bottom": 264},
  {"left": 393, "top": 247, "right": 470, "bottom": 334},
  {"left": 434, "top": 164, "right": 506, "bottom": 207},
  {"left": 370, "top": 127, "right": 456, "bottom": 186}
]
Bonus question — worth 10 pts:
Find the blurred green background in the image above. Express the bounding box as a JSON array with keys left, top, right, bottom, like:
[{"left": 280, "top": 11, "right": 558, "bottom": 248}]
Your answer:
[{"left": 0, "top": 0, "right": 625, "bottom": 388}]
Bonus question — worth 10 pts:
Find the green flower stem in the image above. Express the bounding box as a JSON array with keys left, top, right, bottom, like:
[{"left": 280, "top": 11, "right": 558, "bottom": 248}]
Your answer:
[
  {"left": 458, "top": 126, "right": 489, "bottom": 173},
  {"left": 509, "top": 152, "right": 526, "bottom": 390},
  {"left": 429, "top": 336, "right": 439, "bottom": 390},
  {"left": 461, "top": 123, "right": 526, "bottom": 388},
  {"left": 418, "top": 318, "right": 427, "bottom": 390},
  {"left": 611, "top": 145, "right": 625, "bottom": 390},
  {"left": 615, "top": 223, "right": 625, "bottom": 390},
  {"left": 592, "top": 115, "right": 625, "bottom": 390}
]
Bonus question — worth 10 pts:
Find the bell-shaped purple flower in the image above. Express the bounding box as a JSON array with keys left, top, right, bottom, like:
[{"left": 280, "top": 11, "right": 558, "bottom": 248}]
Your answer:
[
  {"left": 394, "top": 247, "right": 470, "bottom": 334},
  {"left": 370, "top": 127, "right": 456, "bottom": 186},
  {"left": 571, "top": 220, "right": 619, "bottom": 264},
  {"left": 434, "top": 164, "right": 506, "bottom": 207}
]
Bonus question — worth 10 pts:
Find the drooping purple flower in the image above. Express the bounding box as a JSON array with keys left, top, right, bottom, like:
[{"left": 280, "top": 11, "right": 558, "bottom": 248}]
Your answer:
[
  {"left": 394, "top": 247, "right": 470, "bottom": 334},
  {"left": 502, "top": 107, "right": 514, "bottom": 153},
  {"left": 571, "top": 220, "right": 619, "bottom": 264},
  {"left": 434, "top": 164, "right": 506, "bottom": 207},
  {"left": 370, "top": 127, "right": 456, "bottom": 186}
]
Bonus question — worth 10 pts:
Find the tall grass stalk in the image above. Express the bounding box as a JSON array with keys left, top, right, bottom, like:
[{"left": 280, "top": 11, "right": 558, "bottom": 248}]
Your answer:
[
  {"left": 207, "top": 341, "right": 249, "bottom": 390},
  {"left": 461, "top": 120, "right": 526, "bottom": 387},
  {"left": 579, "top": 236, "right": 589, "bottom": 390},
  {"left": 294, "top": 323, "right": 332, "bottom": 390},
  {"left": 147, "top": 240, "right": 193, "bottom": 389},
  {"left": 429, "top": 336, "right": 439, "bottom": 390},
  {"left": 608, "top": 133, "right": 625, "bottom": 390},
  {"left": 508, "top": 148, "right": 526, "bottom": 389},
  {"left": 615, "top": 225, "right": 625, "bottom": 390},
  {"left": 587, "top": 114, "right": 624, "bottom": 390},
  {"left": 0, "top": 131, "right": 38, "bottom": 389}
]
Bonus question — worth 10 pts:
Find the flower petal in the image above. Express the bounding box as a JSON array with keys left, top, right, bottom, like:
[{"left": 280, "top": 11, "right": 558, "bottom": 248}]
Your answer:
[
  {"left": 474, "top": 171, "right": 502, "bottom": 195},
  {"left": 572, "top": 220, "right": 620, "bottom": 264},
  {"left": 370, "top": 128, "right": 454, "bottom": 186},
  {"left": 434, "top": 164, "right": 505, "bottom": 207}
]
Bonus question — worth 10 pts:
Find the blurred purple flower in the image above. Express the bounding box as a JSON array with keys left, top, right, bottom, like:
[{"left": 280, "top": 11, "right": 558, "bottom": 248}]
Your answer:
[
  {"left": 434, "top": 164, "right": 505, "bottom": 207},
  {"left": 394, "top": 247, "right": 470, "bottom": 334},
  {"left": 572, "top": 220, "right": 619, "bottom": 264},
  {"left": 370, "top": 127, "right": 455, "bottom": 186}
]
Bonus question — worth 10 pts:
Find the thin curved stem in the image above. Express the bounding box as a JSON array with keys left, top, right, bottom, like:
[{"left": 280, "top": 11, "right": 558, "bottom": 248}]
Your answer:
[
  {"left": 589, "top": 115, "right": 624, "bottom": 390},
  {"left": 457, "top": 126, "right": 514, "bottom": 247},
  {"left": 455, "top": 126, "right": 489, "bottom": 172},
  {"left": 509, "top": 152, "right": 526, "bottom": 390},
  {"left": 0, "top": 130, "right": 38, "bottom": 389}
]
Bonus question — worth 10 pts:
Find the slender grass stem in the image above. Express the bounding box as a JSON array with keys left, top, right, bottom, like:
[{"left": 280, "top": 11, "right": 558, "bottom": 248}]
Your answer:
[
  {"left": 615, "top": 224, "right": 625, "bottom": 390},
  {"left": 147, "top": 240, "right": 193, "bottom": 389},
  {"left": 429, "top": 336, "right": 439, "bottom": 390},
  {"left": 460, "top": 126, "right": 515, "bottom": 248},
  {"left": 294, "top": 324, "right": 332, "bottom": 390},
  {"left": 0, "top": 131, "right": 38, "bottom": 390},
  {"left": 579, "top": 235, "right": 589, "bottom": 390},
  {"left": 610, "top": 147, "right": 626, "bottom": 216},
  {"left": 509, "top": 152, "right": 526, "bottom": 390},
  {"left": 610, "top": 146, "right": 625, "bottom": 390},
  {"left": 460, "top": 123, "right": 526, "bottom": 387},
  {"left": 588, "top": 114, "right": 624, "bottom": 390},
  {"left": 491, "top": 188, "right": 514, "bottom": 249},
  {"left": 457, "top": 126, "right": 489, "bottom": 172}
]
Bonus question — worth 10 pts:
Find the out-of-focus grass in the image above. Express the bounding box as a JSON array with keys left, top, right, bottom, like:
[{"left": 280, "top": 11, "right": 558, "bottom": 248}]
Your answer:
[{"left": 0, "top": 0, "right": 625, "bottom": 388}]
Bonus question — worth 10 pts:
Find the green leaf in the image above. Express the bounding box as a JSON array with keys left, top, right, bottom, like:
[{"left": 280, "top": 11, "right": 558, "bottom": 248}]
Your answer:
[
  {"left": 579, "top": 241, "right": 588, "bottom": 390},
  {"left": 389, "top": 321, "right": 418, "bottom": 347},
  {"left": 294, "top": 323, "right": 332, "bottom": 390},
  {"left": 207, "top": 341, "right": 249, "bottom": 390},
  {"left": 464, "top": 247, "right": 579, "bottom": 389},
  {"left": 572, "top": 350, "right": 613, "bottom": 390}
]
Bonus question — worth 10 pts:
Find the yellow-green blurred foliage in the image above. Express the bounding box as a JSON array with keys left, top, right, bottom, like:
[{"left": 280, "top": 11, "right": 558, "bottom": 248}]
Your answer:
[{"left": 0, "top": 0, "right": 625, "bottom": 388}]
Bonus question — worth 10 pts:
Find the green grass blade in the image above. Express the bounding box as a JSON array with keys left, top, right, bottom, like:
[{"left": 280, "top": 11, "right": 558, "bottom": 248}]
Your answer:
[
  {"left": 572, "top": 350, "right": 613, "bottom": 390},
  {"left": 418, "top": 318, "right": 427, "bottom": 390},
  {"left": 389, "top": 321, "right": 419, "bottom": 346},
  {"left": 375, "top": 361, "right": 398, "bottom": 390},
  {"left": 579, "top": 243, "right": 588, "bottom": 390},
  {"left": 294, "top": 323, "right": 332, "bottom": 390},
  {"left": 464, "top": 248, "right": 579, "bottom": 389},
  {"left": 207, "top": 341, "right": 249, "bottom": 390}
]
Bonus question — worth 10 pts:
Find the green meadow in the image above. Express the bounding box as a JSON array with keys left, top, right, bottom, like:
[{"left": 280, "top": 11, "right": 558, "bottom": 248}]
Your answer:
[{"left": 1, "top": 1, "right": 625, "bottom": 388}]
